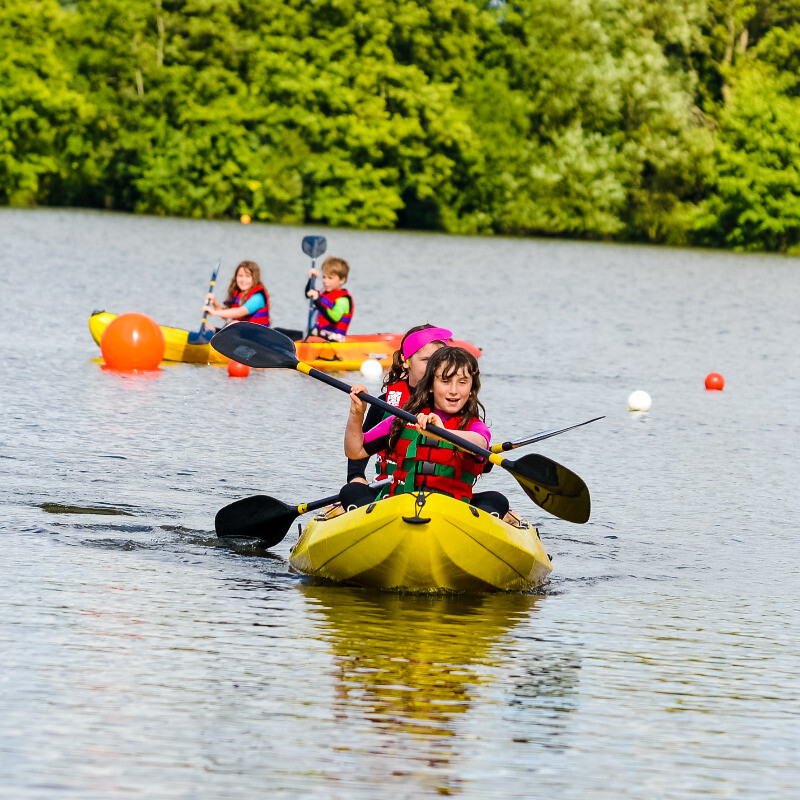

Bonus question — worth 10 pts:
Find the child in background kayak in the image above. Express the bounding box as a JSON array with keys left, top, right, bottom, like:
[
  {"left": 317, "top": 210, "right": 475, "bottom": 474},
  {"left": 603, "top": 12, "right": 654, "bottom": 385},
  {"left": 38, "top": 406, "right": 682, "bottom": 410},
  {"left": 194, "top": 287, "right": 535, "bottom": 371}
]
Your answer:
[
  {"left": 342, "top": 324, "right": 452, "bottom": 508},
  {"left": 204, "top": 260, "right": 270, "bottom": 328},
  {"left": 305, "top": 256, "right": 353, "bottom": 341},
  {"left": 343, "top": 346, "right": 509, "bottom": 517}
]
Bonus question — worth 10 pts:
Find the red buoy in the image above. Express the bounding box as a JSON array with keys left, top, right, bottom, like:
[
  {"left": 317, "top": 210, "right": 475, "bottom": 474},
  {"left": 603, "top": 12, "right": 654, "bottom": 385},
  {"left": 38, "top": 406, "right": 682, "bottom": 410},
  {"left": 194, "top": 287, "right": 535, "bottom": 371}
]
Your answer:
[
  {"left": 705, "top": 372, "right": 725, "bottom": 391},
  {"left": 100, "top": 313, "right": 165, "bottom": 370},
  {"left": 227, "top": 360, "right": 250, "bottom": 378}
]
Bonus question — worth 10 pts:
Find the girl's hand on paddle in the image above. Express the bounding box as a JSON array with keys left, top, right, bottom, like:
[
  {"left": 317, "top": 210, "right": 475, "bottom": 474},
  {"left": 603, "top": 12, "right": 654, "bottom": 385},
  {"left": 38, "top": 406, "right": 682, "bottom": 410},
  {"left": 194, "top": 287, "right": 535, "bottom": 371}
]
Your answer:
[
  {"left": 308, "top": 268, "right": 319, "bottom": 278},
  {"left": 306, "top": 288, "right": 319, "bottom": 300},
  {"left": 349, "top": 384, "right": 368, "bottom": 417},
  {"left": 416, "top": 412, "right": 444, "bottom": 433}
]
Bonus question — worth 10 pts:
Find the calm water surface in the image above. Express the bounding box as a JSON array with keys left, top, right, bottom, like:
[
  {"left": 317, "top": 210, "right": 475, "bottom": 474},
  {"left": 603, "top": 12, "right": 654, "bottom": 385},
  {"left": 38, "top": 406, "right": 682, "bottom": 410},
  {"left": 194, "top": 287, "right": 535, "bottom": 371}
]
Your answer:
[{"left": 1, "top": 209, "right": 799, "bottom": 798}]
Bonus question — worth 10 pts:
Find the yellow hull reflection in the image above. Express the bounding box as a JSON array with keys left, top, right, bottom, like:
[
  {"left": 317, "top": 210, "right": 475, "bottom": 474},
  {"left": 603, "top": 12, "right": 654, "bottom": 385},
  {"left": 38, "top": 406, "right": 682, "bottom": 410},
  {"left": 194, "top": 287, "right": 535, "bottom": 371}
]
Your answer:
[{"left": 302, "top": 585, "right": 540, "bottom": 738}]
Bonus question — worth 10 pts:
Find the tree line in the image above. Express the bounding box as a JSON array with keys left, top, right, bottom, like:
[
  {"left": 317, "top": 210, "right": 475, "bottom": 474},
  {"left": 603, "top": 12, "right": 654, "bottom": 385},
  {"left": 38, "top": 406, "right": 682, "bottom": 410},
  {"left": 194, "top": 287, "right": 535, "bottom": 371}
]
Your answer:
[{"left": 2, "top": 0, "right": 799, "bottom": 252}]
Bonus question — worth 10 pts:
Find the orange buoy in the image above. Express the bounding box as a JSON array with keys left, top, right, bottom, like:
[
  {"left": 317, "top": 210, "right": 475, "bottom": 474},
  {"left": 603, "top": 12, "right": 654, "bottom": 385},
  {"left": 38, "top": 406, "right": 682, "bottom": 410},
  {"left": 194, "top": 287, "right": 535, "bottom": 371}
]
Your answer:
[
  {"left": 227, "top": 360, "right": 250, "bottom": 378},
  {"left": 705, "top": 372, "right": 725, "bottom": 391},
  {"left": 240, "top": 214, "right": 251, "bottom": 224},
  {"left": 100, "top": 312, "right": 165, "bottom": 370}
]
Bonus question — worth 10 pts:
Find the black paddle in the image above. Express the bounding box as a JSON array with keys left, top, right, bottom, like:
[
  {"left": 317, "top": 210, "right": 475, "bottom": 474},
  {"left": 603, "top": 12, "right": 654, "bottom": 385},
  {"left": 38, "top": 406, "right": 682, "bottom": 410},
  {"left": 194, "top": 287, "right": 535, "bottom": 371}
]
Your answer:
[
  {"left": 216, "top": 492, "right": 339, "bottom": 543},
  {"left": 216, "top": 479, "right": 390, "bottom": 541},
  {"left": 211, "top": 323, "right": 592, "bottom": 524},
  {"left": 301, "top": 235, "right": 327, "bottom": 340},
  {"left": 187, "top": 258, "right": 222, "bottom": 344},
  {"left": 491, "top": 417, "right": 605, "bottom": 453}
]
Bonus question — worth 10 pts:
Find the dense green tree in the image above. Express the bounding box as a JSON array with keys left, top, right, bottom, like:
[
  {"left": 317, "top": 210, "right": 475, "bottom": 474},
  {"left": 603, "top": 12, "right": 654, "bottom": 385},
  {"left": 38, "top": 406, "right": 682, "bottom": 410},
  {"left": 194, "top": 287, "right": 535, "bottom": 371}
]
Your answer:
[
  {"left": 693, "top": 61, "right": 800, "bottom": 252},
  {"left": 0, "top": 0, "right": 796, "bottom": 251},
  {"left": 468, "top": 0, "right": 711, "bottom": 242},
  {"left": 0, "top": 0, "right": 93, "bottom": 205}
]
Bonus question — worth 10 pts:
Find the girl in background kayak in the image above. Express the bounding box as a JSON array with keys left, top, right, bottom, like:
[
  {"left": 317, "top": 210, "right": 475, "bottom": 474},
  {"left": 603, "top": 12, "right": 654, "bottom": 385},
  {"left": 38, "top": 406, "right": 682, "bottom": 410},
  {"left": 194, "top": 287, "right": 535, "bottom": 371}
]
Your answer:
[
  {"left": 203, "top": 260, "right": 270, "bottom": 329},
  {"left": 343, "top": 346, "right": 509, "bottom": 518},
  {"left": 342, "top": 324, "right": 452, "bottom": 509}
]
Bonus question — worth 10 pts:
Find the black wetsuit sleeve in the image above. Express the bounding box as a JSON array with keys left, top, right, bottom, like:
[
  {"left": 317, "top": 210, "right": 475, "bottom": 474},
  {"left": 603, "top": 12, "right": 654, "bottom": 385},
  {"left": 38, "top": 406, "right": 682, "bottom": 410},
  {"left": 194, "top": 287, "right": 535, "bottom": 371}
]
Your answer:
[
  {"left": 364, "top": 435, "right": 390, "bottom": 457},
  {"left": 304, "top": 277, "right": 315, "bottom": 297},
  {"left": 346, "top": 395, "right": 387, "bottom": 482}
]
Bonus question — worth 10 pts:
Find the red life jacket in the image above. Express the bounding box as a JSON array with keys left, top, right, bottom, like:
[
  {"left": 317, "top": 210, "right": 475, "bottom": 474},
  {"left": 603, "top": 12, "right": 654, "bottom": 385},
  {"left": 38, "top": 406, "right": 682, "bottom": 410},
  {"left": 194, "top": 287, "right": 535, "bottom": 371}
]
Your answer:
[
  {"left": 382, "top": 408, "right": 485, "bottom": 502},
  {"left": 229, "top": 284, "right": 270, "bottom": 325},
  {"left": 314, "top": 288, "right": 353, "bottom": 340},
  {"left": 374, "top": 380, "right": 410, "bottom": 479}
]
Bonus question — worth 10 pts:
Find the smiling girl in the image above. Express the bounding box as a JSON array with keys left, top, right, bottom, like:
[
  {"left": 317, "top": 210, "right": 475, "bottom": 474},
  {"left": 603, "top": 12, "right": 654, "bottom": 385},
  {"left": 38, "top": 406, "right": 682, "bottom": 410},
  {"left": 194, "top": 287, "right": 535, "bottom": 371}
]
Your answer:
[
  {"left": 204, "top": 260, "right": 270, "bottom": 327},
  {"left": 344, "top": 347, "right": 509, "bottom": 517}
]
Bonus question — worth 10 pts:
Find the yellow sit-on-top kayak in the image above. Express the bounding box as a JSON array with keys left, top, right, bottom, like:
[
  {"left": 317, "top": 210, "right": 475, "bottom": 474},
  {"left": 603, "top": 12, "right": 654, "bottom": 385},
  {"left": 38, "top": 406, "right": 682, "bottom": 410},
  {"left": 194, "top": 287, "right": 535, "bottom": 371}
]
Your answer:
[
  {"left": 289, "top": 491, "right": 552, "bottom": 592},
  {"left": 89, "top": 311, "right": 480, "bottom": 372}
]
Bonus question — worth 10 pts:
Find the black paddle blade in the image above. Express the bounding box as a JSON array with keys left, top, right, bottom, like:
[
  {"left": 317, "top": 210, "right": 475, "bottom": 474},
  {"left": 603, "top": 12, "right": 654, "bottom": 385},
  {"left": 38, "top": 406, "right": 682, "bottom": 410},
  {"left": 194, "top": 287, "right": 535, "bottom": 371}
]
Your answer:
[
  {"left": 215, "top": 495, "right": 298, "bottom": 545},
  {"left": 509, "top": 453, "right": 591, "bottom": 524},
  {"left": 302, "top": 235, "right": 327, "bottom": 259},
  {"left": 210, "top": 322, "right": 299, "bottom": 368}
]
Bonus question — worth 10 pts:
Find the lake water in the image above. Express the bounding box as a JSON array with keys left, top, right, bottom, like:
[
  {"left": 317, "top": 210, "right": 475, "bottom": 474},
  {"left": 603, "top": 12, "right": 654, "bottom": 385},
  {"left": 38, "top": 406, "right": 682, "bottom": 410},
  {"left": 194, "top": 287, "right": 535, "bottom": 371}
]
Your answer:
[{"left": 1, "top": 208, "right": 799, "bottom": 798}]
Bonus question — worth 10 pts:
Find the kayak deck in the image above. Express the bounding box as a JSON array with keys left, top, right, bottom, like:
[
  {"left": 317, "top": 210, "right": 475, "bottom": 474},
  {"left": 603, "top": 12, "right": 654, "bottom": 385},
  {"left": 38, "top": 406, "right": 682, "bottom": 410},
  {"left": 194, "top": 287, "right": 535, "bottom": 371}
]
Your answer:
[
  {"left": 289, "top": 491, "right": 552, "bottom": 592},
  {"left": 89, "top": 312, "right": 480, "bottom": 371}
]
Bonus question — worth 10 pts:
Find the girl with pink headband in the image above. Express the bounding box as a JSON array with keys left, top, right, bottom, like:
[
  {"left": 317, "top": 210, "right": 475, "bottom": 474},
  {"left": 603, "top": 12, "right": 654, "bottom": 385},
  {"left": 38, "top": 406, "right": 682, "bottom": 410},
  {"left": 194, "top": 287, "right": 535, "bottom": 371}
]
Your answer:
[{"left": 342, "top": 324, "right": 452, "bottom": 506}]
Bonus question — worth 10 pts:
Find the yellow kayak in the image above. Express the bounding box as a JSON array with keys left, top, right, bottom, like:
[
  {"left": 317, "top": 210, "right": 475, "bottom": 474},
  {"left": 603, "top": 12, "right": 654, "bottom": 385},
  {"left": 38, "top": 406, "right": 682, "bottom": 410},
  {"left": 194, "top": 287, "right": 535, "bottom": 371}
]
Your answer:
[
  {"left": 89, "top": 311, "right": 481, "bottom": 371},
  {"left": 289, "top": 491, "right": 552, "bottom": 592},
  {"left": 90, "top": 311, "right": 400, "bottom": 370}
]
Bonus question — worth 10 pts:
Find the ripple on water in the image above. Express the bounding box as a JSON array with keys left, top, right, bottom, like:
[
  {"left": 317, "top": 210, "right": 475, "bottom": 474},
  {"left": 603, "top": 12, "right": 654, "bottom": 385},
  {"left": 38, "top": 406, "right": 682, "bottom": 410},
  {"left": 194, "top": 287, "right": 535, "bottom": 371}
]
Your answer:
[{"left": 1, "top": 210, "right": 799, "bottom": 798}]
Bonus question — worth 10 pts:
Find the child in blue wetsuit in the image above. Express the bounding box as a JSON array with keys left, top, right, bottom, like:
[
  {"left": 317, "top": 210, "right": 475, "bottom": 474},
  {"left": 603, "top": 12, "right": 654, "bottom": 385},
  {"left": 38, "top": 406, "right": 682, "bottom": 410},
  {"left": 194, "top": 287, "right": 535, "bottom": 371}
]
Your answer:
[{"left": 204, "top": 260, "right": 270, "bottom": 327}]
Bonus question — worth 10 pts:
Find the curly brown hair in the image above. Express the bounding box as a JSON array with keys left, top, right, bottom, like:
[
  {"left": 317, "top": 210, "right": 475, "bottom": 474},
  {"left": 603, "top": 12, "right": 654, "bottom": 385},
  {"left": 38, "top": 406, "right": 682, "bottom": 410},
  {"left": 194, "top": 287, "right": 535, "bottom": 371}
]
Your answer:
[
  {"left": 224, "top": 261, "right": 263, "bottom": 305},
  {"left": 388, "top": 346, "right": 484, "bottom": 449},
  {"left": 383, "top": 323, "right": 448, "bottom": 389}
]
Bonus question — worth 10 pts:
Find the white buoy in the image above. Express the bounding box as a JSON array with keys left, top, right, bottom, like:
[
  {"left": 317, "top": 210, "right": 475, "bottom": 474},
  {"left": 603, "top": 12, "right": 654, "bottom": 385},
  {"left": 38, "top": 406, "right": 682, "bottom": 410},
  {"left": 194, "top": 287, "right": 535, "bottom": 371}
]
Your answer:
[
  {"left": 360, "top": 358, "right": 384, "bottom": 381},
  {"left": 628, "top": 390, "right": 652, "bottom": 412}
]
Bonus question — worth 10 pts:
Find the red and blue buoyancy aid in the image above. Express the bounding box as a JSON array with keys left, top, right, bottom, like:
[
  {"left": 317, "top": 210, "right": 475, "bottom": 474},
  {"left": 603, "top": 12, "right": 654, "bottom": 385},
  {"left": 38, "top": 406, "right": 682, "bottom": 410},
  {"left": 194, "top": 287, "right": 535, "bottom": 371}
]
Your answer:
[
  {"left": 382, "top": 408, "right": 485, "bottom": 502},
  {"left": 374, "top": 380, "right": 411, "bottom": 479},
  {"left": 228, "top": 284, "right": 270, "bottom": 326},
  {"left": 314, "top": 288, "right": 353, "bottom": 340}
]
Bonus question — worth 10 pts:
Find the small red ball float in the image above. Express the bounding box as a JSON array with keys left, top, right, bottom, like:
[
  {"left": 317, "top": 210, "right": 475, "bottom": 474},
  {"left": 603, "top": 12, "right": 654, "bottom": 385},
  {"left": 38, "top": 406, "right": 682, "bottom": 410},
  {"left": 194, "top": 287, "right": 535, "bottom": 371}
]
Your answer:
[
  {"left": 227, "top": 359, "right": 250, "bottom": 378},
  {"left": 100, "top": 312, "right": 165, "bottom": 370},
  {"left": 705, "top": 372, "right": 725, "bottom": 391}
]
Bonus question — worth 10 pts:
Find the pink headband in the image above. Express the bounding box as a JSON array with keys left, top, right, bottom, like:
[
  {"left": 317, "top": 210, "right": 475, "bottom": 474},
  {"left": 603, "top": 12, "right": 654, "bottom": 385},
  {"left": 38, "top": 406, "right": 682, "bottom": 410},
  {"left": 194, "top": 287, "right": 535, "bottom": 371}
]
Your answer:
[{"left": 402, "top": 327, "right": 453, "bottom": 360}]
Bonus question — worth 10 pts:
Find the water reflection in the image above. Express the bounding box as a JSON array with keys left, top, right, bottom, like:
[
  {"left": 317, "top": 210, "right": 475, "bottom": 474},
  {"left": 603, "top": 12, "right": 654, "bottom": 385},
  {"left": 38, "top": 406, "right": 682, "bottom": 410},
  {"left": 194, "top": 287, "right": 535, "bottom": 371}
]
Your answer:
[
  {"left": 298, "top": 585, "right": 537, "bottom": 791},
  {"left": 307, "top": 587, "right": 536, "bottom": 727}
]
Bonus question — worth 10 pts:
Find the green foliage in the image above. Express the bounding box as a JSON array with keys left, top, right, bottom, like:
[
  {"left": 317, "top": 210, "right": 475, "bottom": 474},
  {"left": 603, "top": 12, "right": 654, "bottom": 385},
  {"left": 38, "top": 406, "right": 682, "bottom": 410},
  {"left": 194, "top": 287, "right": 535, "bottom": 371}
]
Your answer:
[
  {"left": 0, "top": 0, "right": 795, "bottom": 251},
  {"left": 693, "top": 63, "right": 800, "bottom": 252},
  {"left": 0, "top": 0, "right": 94, "bottom": 206},
  {"left": 468, "top": 0, "right": 710, "bottom": 242}
]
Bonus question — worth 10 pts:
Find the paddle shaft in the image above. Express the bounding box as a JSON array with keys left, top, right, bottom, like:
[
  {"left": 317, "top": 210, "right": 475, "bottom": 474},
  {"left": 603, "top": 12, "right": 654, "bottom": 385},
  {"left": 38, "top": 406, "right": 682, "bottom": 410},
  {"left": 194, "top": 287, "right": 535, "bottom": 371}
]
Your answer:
[
  {"left": 296, "top": 362, "right": 509, "bottom": 469},
  {"left": 302, "top": 236, "right": 327, "bottom": 340},
  {"left": 297, "top": 494, "right": 340, "bottom": 515},
  {"left": 199, "top": 259, "right": 221, "bottom": 331},
  {"left": 490, "top": 416, "right": 605, "bottom": 453},
  {"left": 294, "top": 476, "right": 390, "bottom": 516}
]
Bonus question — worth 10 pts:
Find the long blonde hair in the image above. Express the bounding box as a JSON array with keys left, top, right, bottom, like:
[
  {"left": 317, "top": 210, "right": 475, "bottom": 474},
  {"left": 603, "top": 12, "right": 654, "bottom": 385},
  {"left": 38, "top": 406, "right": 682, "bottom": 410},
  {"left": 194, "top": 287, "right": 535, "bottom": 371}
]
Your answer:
[{"left": 224, "top": 261, "right": 263, "bottom": 305}]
